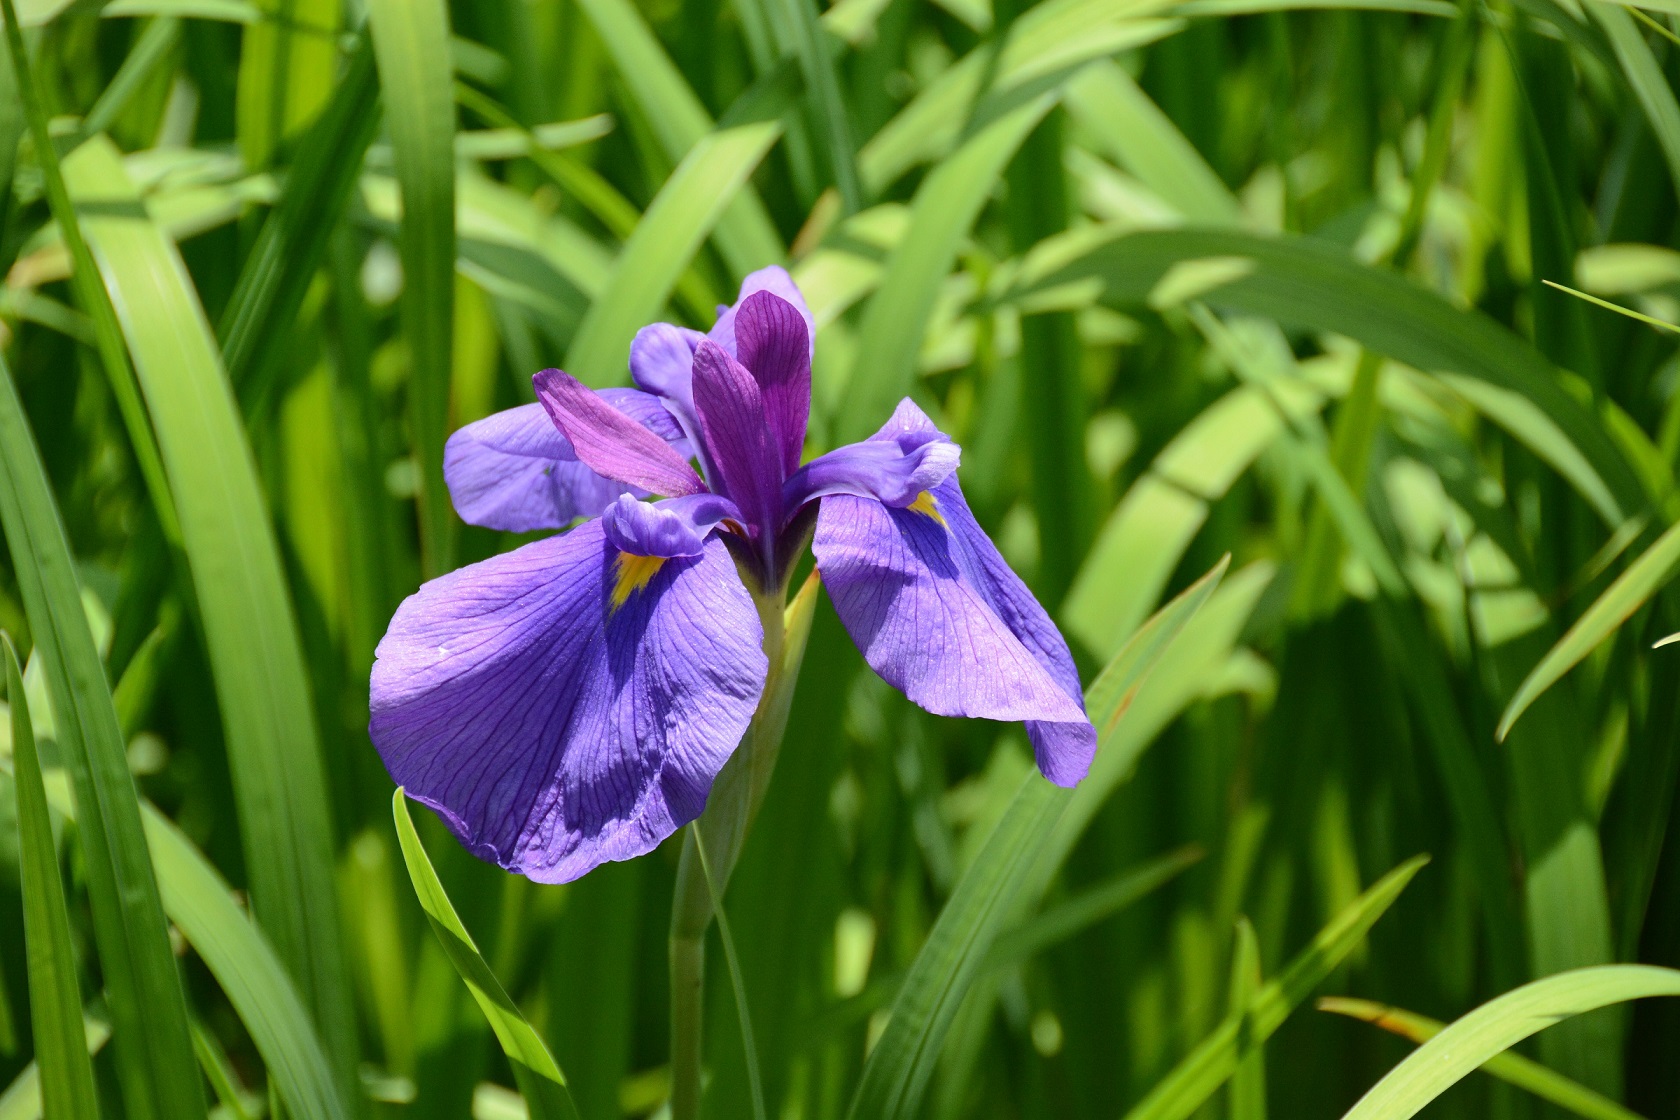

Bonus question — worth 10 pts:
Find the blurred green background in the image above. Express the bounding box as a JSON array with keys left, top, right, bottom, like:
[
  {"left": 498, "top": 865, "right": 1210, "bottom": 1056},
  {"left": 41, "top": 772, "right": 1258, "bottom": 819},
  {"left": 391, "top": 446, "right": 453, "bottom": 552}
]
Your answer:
[{"left": 2, "top": 0, "right": 1680, "bottom": 1115}]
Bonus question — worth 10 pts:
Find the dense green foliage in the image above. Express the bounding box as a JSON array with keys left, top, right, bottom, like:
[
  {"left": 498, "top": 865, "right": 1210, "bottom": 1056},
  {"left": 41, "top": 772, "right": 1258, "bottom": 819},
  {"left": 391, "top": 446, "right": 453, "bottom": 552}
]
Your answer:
[{"left": 3, "top": 0, "right": 1680, "bottom": 1114}]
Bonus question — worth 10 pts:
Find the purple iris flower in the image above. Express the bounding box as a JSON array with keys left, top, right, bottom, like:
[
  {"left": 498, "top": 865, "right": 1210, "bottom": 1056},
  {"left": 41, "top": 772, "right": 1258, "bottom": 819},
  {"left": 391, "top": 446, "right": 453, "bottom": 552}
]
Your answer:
[{"left": 370, "top": 267, "right": 1096, "bottom": 883}]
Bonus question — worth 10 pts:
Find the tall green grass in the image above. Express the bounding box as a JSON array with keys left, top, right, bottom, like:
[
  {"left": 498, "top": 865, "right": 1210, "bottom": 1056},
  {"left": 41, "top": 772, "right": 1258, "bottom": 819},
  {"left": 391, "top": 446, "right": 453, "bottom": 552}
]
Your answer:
[{"left": 2, "top": 0, "right": 1680, "bottom": 1114}]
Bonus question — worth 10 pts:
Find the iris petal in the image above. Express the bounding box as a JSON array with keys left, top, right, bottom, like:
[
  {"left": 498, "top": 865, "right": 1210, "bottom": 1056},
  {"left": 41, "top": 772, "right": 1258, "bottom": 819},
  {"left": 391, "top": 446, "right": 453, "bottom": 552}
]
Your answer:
[
  {"left": 601, "top": 492, "right": 743, "bottom": 558},
  {"left": 784, "top": 429, "right": 961, "bottom": 511},
  {"left": 732, "top": 291, "right": 812, "bottom": 476},
  {"left": 443, "top": 392, "right": 692, "bottom": 531},
  {"left": 370, "top": 521, "right": 767, "bottom": 883},
  {"left": 709, "top": 265, "right": 816, "bottom": 363},
  {"left": 535, "top": 369, "right": 707, "bottom": 498},
  {"left": 812, "top": 400, "right": 1095, "bottom": 787},
  {"left": 692, "top": 340, "right": 785, "bottom": 542}
]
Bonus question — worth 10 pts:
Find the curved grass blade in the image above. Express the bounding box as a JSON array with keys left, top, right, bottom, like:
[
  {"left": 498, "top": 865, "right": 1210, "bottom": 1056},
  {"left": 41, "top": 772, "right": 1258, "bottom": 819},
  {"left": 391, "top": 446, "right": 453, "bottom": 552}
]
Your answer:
[
  {"left": 58, "top": 136, "right": 358, "bottom": 1095},
  {"left": 857, "top": 0, "right": 1181, "bottom": 194},
  {"left": 1338, "top": 966, "right": 1680, "bottom": 1120},
  {"left": 986, "top": 844, "right": 1203, "bottom": 965},
  {"left": 393, "top": 791, "right": 582, "bottom": 1120},
  {"left": 76, "top": 15, "right": 181, "bottom": 144},
  {"left": 838, "top": 92, "right": 1055, "bottom": 443},
  {"left": 563, "top": 104, "right": 784, "bottom": 385},
  {"left": 1022, "top": 227, "right": 1643, "bottom": 522},
  {"left": 368, "top": 0, "right": 457, "bottom": 576},
  {"left": 571, "top": 0, "right": 784, "bottom": 275},
  {"left": 1543, "top": 279, "right": 1680, "bottom": 334},
  {"left": 1499, "top": 518, "right": 1680, "bottom": 740},
  {"left": 221, "top": 31, "right": 381, "bottom": 395},
  {"left": 0, "top": 354, "right": 205, "bottom": 1120},
  {"left": 1, "top": 748, "right": 357, "bottom": 1120},
  {"left": 1064, "top": 388, "right": 1312, "bottom": 655},
  {"left": 1319, "top": 997, "right": 1647, "bottom": 1120},
  {"left": 4, "top": 636, "right": 100, "bottom": 1120},
  {"left": 1123, "top": 856, "right": 1430, "bottom": 1120}
]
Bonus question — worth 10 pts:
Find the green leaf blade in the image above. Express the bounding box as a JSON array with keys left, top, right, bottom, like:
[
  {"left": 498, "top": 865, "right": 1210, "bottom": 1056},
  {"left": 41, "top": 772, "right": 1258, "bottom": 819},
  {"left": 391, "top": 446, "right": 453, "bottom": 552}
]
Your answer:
[
  {"left": 0, "top": 352, "right": 205, "bottom": 1120},
  {"left": 392, "top": 791, "right": 581, "bottom": 1120},
  {"left": 5, "top": 636, "right": 101, "bottom": 1120}
]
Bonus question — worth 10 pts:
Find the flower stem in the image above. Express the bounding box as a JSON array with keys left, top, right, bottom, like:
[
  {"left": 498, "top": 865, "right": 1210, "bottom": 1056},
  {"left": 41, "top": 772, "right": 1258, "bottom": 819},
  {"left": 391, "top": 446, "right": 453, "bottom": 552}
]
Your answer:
[{"left": 668, "top": 571, "right": 822, "bottom": 1119}]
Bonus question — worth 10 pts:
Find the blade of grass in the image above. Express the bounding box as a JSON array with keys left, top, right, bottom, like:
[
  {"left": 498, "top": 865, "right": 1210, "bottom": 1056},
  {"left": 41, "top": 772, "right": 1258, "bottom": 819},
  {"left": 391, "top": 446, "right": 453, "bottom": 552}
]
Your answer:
[
  {"left": 0, "top": 352, "right": 205, "bottom": 1120},
  {"left": 4, "top": 635, "right": 100, "bottom": 1120},
  {"left": 846, "top": 769, "right": 1069, "bottom": 1120},
  {"left": 191, "top": 1020, "right": 256, "bottom": 1120},
  {"left": 368, "top": 0, "right": 457, "bottom": 577},
  {"left": 1587, "top": 3, "right": 1680, "bottom": 197},
  {"left": 59, "top": 135, "right": 359, "bottom": 1100},
  {"left": 1499, "top": 518, "right": 1680, "bottom": 739},
  {"left": 1228, "top": 918, "right": 1266, "bottom": 1120},
  {"left": 1123, "top": 856, "right": 1430, "bottom": 1120},
  {"left": 775, "top": 0, "right": 861, "bottom": 212},
  {"left": 76, "top": 15, "right": 181, "bottom": 144},
  {"left": 393, "top": 791, "right": 582, "bottom": 1120},
  {"left": 0, "top": 1020, "right": 110, "bottom": 1120},
  {"left": 1338, "top": 966, "right": 1680, "bottom": 1120},
  {"left": 3, "top": 751, "right": 358, "bottom": 1120},
  {"left": 1319, "top": 997, "right": 1648, "bottom": 1120},
  {"left": 1543, "top": 279, "right": 1680, "bottom": 334},
  {"left": 985, "top": 844, "right": 1203, "bottom": 965}
]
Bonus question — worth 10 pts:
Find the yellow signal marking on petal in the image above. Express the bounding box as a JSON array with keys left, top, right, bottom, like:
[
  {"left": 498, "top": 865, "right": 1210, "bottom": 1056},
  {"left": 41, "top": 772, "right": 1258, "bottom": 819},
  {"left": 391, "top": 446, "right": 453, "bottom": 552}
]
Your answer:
[
  {"left": 907, "top": 490, "right": 946, "bottom": 526},
  {"left": 611, "top": 552, "right": 667, "bottom": 611}
]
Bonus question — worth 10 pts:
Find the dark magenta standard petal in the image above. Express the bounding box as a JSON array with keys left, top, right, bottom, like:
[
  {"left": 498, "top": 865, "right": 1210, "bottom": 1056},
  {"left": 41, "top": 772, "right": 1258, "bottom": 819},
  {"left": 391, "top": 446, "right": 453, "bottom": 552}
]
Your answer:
[
  {"left": 602, "top": 493, "right": 742, "bottom": 558},
  {"left": 732, "top": 291, "right": 812, "bottom": 476},
  {"left": 535, "top": 369, "right": 707, "bottom": 498},
  {"left": 370, "top": 520, "right": 767, "bottom": 883},
  {"left": 691, "top": 340, "right": 784, "bottom": 547},
  {"left": 811, "top": 400, "right": 1096, "bottom": 787},
  {"left": 709, "top": 266, "right": 816, "bottom": 364}
]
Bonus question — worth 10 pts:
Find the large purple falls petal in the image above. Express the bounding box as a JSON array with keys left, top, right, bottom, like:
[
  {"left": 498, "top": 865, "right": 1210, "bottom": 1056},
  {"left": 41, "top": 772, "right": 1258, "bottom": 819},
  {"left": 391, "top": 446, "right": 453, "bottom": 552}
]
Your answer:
[{"left": 370, "top": 520, "right": 767, "bottom": 882}]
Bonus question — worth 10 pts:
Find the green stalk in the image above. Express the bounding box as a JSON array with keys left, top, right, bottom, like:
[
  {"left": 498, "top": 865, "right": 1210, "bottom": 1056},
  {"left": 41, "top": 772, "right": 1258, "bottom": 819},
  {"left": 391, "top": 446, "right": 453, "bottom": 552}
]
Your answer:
[{"left": 670, "top": 571, "right": 822, "bottom": 1120}]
